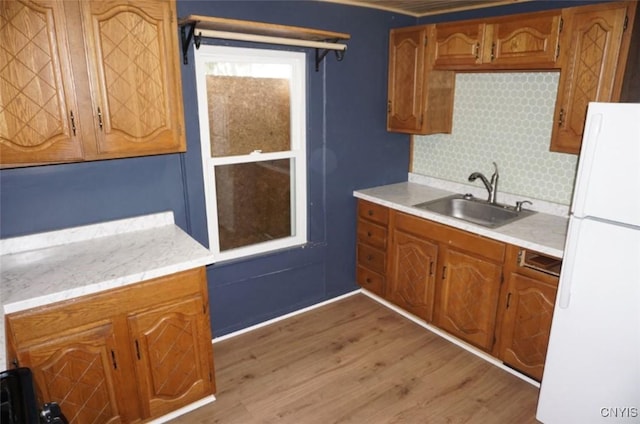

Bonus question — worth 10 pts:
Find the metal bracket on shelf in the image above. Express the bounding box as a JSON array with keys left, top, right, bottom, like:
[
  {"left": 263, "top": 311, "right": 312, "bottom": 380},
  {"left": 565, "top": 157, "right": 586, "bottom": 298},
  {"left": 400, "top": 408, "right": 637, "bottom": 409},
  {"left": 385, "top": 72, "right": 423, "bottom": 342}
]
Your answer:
[
  {"left": 315, "top": 40, "right": 346, "bottom": 72},
  {"left": 180, "top": 22, "right": 202, "bottom": 65}
]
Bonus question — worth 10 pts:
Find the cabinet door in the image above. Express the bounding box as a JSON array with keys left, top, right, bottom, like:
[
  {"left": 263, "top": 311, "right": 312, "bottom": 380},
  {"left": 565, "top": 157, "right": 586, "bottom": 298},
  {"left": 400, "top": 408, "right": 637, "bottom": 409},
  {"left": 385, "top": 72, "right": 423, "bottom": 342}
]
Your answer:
[
  {"left": 436, "top": 248, "right": 502, "bottom": 351},
  {"left": 0, "top": 0, "right": 84, "bottom": 166},
  {"left": 16, "top": 321, "right": 126, "bottom": 424},
  {"left": 80, "top": 0, "right": 185, "bottom": 158},
  {"left": 488, "top": 12, "right": 562, "bottom": 68},
  {"left": 498, "top": 272, "right": 556, "bottom": 381},
  {"left": 128, "top": 295, "right": 214, "bottom": 419},
  {"left": 550, "top": 3, "right": 630, "bottom": 153},
  {"left": 388, "top": 229, "right": 438, "bottom": 322},
  {"left": 433, "top": 21, "right": 485, "bottom": 68},
  {"left": 387, "top": 26, "right": 427, "bottom": 133}
]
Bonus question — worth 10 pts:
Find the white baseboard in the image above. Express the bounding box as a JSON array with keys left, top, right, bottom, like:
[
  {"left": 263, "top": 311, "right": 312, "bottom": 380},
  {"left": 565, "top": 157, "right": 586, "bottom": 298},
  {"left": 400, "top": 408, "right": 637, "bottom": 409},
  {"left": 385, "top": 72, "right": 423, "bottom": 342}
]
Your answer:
[
  {"left": 147, "top": 395, "right": 216, "bottom": 423},
  {"left": 212, "top": 289, "right": 361, "bottom": 343}
]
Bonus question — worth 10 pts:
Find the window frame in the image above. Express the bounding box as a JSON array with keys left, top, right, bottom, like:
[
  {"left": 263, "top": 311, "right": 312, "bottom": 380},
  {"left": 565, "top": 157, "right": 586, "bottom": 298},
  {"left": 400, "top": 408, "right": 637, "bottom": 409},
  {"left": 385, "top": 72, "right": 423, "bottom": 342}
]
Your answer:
[{"left": 194, "top": 45, "right": 308, "bottom": 261}]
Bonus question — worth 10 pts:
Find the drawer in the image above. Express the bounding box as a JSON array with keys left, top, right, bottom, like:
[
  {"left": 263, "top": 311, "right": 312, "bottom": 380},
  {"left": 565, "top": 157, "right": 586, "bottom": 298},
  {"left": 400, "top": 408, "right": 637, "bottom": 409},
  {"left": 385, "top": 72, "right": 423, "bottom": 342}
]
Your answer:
[
  {"left": 357, "top": 243, "right": 386, "bottom": 274},
  {"left": 358, "top": 200, "right": 389, "bottom": 225},
  {"left": 357, "top": 265, "right": 385, "bottom": 296},
  {"left": 357, "top": 219, "right": 387, "bottom": 249},
  {"left": 394, "top": 211, "right": 505, "bottom": 263}
]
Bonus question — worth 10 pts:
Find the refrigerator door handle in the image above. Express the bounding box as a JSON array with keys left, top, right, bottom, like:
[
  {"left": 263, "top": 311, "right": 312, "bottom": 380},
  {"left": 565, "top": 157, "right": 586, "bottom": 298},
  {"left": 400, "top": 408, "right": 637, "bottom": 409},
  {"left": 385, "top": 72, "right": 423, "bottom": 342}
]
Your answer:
[
  {"left": 558, "top": 219, "right": 583, "bottom": 309},
  {"left": 572, "top": 112, "right": 603, "bottom": 217}
]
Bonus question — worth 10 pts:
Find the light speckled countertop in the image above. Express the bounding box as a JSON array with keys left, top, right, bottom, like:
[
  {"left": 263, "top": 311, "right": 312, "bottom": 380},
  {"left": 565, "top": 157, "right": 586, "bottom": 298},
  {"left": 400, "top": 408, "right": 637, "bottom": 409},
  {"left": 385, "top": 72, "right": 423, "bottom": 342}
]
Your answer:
[
  {"left": 0, "top": 211, "right": 215, "bottom": 369},
  {"left": 354, "top": 181, "right": 569, "bottom": 258}
]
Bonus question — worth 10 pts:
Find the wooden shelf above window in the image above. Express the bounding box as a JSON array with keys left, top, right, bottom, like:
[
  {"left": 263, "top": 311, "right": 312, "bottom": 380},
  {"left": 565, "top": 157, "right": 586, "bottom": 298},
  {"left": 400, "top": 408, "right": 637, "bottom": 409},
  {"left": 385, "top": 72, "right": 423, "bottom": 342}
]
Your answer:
[{"left": 178, "top": 15, "right": 351, "bottom": 69}]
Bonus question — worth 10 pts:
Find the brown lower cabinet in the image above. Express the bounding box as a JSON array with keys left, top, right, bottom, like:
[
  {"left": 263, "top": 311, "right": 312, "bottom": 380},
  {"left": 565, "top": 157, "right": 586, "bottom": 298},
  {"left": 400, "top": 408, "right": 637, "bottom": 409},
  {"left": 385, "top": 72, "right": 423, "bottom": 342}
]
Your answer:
[
  {"left": 493, "top": 245, "right": 559, "bottom": 381},
  {"left": 355, "top": 199, "right": 559, "bottom": 380},
  {"left": 5, "top": 267, "right": 215, "bottom": 423}
]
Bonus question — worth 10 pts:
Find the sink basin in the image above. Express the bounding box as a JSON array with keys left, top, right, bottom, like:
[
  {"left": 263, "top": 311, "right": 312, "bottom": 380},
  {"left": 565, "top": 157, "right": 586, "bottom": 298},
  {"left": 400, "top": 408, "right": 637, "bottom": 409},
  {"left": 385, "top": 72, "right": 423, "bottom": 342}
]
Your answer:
[{"left": 413, "top": 194, "right": 536, "bottom": 228}]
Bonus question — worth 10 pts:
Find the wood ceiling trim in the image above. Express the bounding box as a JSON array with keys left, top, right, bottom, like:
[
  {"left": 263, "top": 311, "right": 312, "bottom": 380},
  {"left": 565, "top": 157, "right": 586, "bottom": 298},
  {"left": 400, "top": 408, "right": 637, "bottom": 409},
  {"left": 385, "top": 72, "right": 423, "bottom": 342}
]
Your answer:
[{"left": 321, "top": 0, "right": 533, "bottom": 17}]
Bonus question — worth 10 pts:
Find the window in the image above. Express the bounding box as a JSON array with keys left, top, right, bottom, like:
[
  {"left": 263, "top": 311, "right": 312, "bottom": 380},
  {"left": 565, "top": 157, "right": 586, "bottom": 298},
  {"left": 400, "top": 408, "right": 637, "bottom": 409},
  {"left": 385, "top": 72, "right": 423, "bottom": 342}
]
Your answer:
[{"left": 194, "top": 46, "right": 307, "bottom": 261}]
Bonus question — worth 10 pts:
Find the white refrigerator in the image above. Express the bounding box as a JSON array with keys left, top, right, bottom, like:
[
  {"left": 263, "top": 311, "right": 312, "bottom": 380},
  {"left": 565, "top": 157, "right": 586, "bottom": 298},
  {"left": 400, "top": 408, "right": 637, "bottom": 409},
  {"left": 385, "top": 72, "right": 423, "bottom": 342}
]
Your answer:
[{"left": 537, "top": 102, "right": 640, "bottom": 423}]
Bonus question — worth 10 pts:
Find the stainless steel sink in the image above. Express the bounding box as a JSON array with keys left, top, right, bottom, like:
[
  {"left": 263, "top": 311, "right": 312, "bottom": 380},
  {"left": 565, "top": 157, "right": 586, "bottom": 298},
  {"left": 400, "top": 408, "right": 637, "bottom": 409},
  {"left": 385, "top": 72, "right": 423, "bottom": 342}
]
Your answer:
[{"left": 413, "top": 194, "right": 536, "bottom": 228}]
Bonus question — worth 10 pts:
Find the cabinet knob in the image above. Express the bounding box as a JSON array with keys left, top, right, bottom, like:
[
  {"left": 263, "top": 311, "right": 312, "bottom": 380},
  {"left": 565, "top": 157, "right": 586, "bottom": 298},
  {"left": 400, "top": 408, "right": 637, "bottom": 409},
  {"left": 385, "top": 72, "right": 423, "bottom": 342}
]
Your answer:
[
  {"left": 367, "top": 231, "right": 372, "bottom": 237},
  {"left": 368, "top": 210, "right": 374, "bottom": 216},
  {"left": 366, "top": 277, "right": 372, "bottom": 284},
  {"left": 367, "top": 255, "right": 373, "bottom": 261}
]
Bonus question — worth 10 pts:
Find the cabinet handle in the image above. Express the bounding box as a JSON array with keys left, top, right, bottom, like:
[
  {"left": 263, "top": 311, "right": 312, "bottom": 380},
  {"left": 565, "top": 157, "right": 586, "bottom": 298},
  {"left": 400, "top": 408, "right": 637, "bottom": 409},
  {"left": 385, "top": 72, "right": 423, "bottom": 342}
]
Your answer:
[
  {"left": 367, "top": 231, "right": 372, "bottom": 237},
  {"left": 135, "top": 340, "right": 141, "bottom": 360},
  {"left": 506, "top": 292, "right": 512, "bottom": 309},
  {"left": 474, "top": 42, "right": 480, "bottom": 59},
  {"left": 97, "top": 107, "right": 103, "bottom": 130},
  {"left": 490, "top": 42, "right": 496, "bottom": 61},
  {"left": 367, "top": 254, "right": 373, "bottom": 261},
  {"left": 442, "top": 265, "right": 447, "bottom": 280},
  {"left": 110, "top": 350, "right": 117, "bottom": 369},
  {"left": 368, "top": 210, "right": 374, "bottom": 216},
  {"left": 429, "top": 261, "right": 434, "bottom": 276},
  {"left": 387, "top": 100, "right": 391, "bottom": 113},
  {"left": 558, "top": 108, "right": 565, "bottom": 127},
  {"left": 69, "top": 111, "right": 76, "bottom": 136},
  {"left": 365, "top": 277, "right": 372, "bottom": 284}
]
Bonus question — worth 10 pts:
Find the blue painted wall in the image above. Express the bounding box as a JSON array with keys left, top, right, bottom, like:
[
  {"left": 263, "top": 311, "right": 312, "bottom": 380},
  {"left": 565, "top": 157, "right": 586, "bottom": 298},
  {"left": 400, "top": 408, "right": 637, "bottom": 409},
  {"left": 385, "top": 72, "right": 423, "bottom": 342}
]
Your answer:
[
  {"left": 0, "top": 0, "right": 609, "bottom": 337},
  {"left": 0, "top": 0, "right": 413, "bottom": 337}
]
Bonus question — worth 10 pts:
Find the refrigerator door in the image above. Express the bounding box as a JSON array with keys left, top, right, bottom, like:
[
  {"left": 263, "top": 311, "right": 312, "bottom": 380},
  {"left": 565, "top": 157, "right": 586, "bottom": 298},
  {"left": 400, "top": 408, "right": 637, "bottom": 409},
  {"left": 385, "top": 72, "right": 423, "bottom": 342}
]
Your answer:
[
  {"left": 571, "top": 103, "right": 640, "bottom": 227},
  {"left": 537, "top": 218, "right": 640, "bottom": 423}
]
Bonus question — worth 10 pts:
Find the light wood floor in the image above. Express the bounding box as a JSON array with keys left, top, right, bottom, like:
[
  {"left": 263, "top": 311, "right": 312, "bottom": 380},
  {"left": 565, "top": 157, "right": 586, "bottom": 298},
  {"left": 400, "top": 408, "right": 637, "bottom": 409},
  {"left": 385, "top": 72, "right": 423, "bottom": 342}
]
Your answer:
[{"left": 171, "top": 294, "right": 540, "bottom": 424}]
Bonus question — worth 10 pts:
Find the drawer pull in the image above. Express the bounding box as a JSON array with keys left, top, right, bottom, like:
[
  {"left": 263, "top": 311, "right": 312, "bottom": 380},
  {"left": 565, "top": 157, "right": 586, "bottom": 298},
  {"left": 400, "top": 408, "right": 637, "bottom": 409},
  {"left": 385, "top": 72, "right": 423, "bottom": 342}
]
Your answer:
[
  {"left": 366, "top": 277, "right": 372, "bottom": 284},
  {"left": 367, "top": 231, "right": 372, "bottom": 237},
  {"left": 368, "top": 210, "right": 374, "bottom": 216}
]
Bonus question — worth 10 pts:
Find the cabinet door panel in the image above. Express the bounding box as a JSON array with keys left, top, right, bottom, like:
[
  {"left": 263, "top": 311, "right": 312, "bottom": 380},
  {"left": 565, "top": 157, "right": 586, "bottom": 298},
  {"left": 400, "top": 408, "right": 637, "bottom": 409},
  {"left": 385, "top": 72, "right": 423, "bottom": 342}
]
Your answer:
[
  {"left": 80, "top": 0, "right": 185, "bottom": 157},
  {"left": 499, "top": 272, "right": 556, "bottom": 381},
  {"left": 128, "top": 295, "right": 214, "bottom": 418},
  {"left": 0, "top": 0, "right": 83, "bottom": 166},
  {"left": 388, "top": 230, "right": 438, "bottom": 321},
  {"left": 387, "top": 27, "right": 426, "bottom": 133},
  {"left": 433, "top": 21, "right": 485, "bottom": 68},
  {"left": 551, "top": 4, "right": 629, "bottom": 153},
  {"left": 490, "top": 12, "right": 561, "bottom": 67},
  {"left": 17, "top": 322, "right": 125, "bottom": 424},
  {"left": 437, "top": 248, "right": 502, "bottom": 351}
]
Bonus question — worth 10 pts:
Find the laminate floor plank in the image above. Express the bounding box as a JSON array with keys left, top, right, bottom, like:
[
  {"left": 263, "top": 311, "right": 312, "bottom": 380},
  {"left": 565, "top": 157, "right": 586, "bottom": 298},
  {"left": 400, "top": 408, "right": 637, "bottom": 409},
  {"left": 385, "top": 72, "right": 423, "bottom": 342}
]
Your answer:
[{"left": 170, "top": 294, "right": 539, "bottom": 424}]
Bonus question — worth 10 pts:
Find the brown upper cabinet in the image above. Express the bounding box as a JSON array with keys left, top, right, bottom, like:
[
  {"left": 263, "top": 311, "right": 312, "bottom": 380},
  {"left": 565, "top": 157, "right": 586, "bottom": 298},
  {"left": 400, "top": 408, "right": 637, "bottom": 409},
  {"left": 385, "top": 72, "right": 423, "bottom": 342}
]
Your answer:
[
  {"left": 433, "top": 10, "right": 562, "bottom": 70},
  {"left": 550, "top": 1, "right": 637, "bottom": 154},
  {"left": 0, "top": 0, "right": 186, "bottom": 169},
  {"left": 387, "top": 25, "right": 454, "bottom": 135},
  {"left": 388, "top": 2, "right": 637, "bottom": 155}
]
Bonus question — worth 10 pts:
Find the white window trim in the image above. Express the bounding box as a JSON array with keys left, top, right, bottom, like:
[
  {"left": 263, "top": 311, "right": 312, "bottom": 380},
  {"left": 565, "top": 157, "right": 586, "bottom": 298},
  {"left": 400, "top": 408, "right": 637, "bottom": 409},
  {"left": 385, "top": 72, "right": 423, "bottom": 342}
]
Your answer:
[{"left": 194, "top": 45, "right": 307, "bottom": 262}]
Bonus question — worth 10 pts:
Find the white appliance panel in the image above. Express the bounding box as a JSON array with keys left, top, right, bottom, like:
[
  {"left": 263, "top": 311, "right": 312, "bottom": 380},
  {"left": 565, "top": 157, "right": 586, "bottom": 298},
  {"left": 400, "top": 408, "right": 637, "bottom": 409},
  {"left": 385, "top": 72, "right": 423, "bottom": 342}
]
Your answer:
[
  {"left": 571, "top": 103, "right": 640, "bottom": 227},
  {"left": 537, "top": 218, "right": 640, "bottom": 423}
]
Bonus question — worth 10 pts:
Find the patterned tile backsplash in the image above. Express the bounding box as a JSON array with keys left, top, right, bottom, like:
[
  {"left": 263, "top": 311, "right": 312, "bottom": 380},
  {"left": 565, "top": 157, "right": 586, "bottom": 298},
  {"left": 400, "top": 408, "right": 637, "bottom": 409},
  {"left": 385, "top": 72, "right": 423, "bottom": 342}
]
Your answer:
[{"left": 412, "top": 72, "right": 578, "bottom": 205}]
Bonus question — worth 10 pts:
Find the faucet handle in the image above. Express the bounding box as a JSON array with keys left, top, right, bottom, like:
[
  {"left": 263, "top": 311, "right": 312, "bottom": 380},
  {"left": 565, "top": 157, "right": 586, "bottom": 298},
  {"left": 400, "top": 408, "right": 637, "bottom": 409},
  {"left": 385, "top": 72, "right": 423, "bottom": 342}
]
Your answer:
[{"left": 515, "top": 200, "right": 532, "bottom": 212}]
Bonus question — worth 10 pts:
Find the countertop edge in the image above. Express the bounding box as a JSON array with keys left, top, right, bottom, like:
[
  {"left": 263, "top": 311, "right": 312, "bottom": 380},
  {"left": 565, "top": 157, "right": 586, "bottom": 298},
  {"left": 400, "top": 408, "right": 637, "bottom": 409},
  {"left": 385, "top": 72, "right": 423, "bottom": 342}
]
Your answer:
[
  {"left": 354, "top": 186, "right": 566, "bottom": 259},
  {"left": 2, "top": 256, "right": 214, "bottom": 315}
]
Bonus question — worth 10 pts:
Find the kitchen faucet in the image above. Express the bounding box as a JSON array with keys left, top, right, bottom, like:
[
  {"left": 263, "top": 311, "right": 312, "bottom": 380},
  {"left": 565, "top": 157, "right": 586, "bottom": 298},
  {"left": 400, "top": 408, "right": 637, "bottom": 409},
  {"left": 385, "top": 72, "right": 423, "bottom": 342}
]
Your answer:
[{"left": 468, "top": 162, "right": 499, "bottom": 204}]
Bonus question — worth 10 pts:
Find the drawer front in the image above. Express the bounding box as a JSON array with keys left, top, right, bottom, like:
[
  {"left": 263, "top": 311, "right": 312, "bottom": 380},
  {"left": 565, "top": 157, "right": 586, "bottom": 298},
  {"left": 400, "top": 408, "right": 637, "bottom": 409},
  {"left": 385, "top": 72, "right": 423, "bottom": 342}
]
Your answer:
[
  {"left": 357, "top": 243, "right": 386, "bottom": 275},
  {"left": 357, "top": 219, "right": 388, "bottom": 249},
  {"left": 393, "top": 211, "right": 505, "bottom": 263},
  {"left": 356, "top": 265, "right": 385, "bottom": 296},
  {"left": 358, "top": 200, "right": 389, "bottom": 225},
  {"left": 7, "top": 268, "right": 205, "bottom": 345}
]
